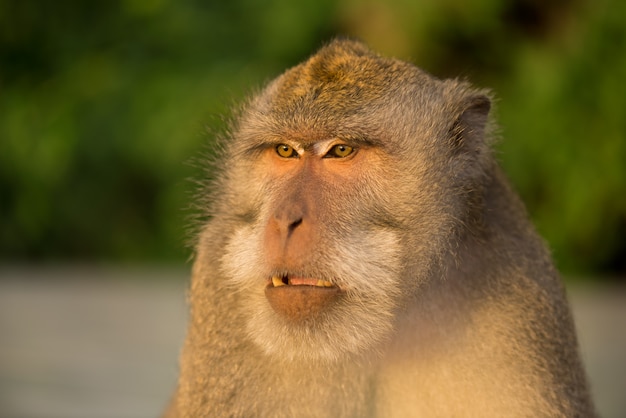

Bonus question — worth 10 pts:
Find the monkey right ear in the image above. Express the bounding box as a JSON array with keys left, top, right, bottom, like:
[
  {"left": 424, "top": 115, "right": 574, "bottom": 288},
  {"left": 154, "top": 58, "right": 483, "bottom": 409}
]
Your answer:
[{"left": 448, "top": 94, "right": 491, "bottom": 151}]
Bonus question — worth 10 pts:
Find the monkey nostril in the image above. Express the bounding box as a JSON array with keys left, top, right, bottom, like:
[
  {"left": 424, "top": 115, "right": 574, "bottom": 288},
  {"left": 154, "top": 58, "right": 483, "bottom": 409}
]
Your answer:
[
  {"left": 289, "top": 218, "right": 303, "bottom": 230},
  {"left": 286, "top": 218, "right": 303, "bottom": 238}
]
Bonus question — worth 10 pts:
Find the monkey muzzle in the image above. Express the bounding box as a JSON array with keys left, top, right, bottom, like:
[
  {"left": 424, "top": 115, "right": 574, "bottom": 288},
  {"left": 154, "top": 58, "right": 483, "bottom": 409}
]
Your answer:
[{"left": 265, "top": 275, "right": 341, "bottom": 321}]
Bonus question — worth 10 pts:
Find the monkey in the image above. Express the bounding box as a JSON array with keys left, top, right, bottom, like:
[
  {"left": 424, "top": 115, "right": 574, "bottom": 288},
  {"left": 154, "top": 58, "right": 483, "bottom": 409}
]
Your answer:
[{"left": 164, "top": 39, "right": 596, "bottom": 417}]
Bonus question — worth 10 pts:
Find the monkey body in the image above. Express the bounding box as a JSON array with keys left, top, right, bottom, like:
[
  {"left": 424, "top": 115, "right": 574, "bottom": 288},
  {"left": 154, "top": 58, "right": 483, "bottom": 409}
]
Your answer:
[{"left": 167, "top": 40, "right": 595, "bottom": 417}]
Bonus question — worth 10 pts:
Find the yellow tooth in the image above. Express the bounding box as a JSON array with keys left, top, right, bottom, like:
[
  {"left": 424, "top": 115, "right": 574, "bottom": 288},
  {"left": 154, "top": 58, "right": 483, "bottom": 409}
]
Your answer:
[
  {"left": 272, "top": 276, "right": 285, "bottom": 287},
  {"left": 315, "top": 280, "right": 334, "bottom": 287}
]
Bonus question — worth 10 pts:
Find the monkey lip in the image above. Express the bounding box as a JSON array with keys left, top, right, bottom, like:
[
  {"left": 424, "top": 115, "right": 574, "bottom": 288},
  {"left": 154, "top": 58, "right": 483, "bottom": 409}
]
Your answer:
[
  {"left": 265, "top": 275, "right": 341, "bottom": 321},
  {"left": 269, "top": 275, "right": 335, "bottom": 288}
]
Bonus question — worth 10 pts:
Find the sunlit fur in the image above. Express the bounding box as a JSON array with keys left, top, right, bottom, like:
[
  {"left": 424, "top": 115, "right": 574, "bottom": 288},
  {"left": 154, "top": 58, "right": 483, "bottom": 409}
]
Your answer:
[{"left": 165, "top": 39, "right": 596, "bottom": 418}]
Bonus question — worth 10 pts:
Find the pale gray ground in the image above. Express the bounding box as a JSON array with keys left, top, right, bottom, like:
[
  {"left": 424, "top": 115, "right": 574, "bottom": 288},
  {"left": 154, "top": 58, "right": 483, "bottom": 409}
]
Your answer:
[{"left": 0, "top": 266, "right": 623, "bottom": 418}]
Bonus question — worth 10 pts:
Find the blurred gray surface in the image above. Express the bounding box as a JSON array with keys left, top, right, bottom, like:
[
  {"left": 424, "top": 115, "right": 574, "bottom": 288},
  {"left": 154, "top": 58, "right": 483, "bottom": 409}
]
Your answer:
[
  {"left": 0, "top": 266, "right": 188, "bottom": 418},
  {"left": 0, "top": 267, "right": 624, "bottom": 418}
]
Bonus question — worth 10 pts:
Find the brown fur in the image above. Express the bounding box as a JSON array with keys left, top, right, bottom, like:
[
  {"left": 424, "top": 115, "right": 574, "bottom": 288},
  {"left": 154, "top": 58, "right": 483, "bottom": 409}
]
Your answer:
[{"left": 165, "top": 39, "right": 595, "bottom": 417}]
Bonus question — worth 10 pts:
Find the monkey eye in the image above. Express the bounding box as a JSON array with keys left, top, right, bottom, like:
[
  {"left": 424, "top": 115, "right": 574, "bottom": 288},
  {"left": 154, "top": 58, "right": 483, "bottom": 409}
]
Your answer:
[
  {"left": 325, "top": 144, "right": 354, "bottom": 158},
  {"left": 275, "top": 144, "right": 298, "bottom": 158}
]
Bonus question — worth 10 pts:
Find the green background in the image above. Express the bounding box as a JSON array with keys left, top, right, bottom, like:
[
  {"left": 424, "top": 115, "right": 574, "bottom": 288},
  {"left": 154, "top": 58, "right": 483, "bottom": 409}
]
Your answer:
[{"left": 1, "top": 0, "right": 624, "bottom": 278}]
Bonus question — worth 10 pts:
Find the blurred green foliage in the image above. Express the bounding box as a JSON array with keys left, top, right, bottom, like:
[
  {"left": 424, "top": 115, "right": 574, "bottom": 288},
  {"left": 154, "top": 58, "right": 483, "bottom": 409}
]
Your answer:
[{"left": 1, "top": 0, "right": 624, "bottom": 277}]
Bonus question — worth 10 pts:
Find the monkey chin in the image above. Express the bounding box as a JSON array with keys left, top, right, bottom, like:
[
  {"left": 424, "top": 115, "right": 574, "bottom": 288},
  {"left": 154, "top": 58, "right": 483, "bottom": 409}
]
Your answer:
[
  {"left": 249, "top": 282, "right": 397, "bottom": 363},
  {"left": 265, "top": 279, "right": 342, "bottom": 322}
]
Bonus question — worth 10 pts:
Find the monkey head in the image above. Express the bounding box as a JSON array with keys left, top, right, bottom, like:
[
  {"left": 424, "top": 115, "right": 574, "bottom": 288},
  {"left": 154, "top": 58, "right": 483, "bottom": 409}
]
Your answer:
[{"left": 211, "top": 40, "right": 492, "bottom": 362}]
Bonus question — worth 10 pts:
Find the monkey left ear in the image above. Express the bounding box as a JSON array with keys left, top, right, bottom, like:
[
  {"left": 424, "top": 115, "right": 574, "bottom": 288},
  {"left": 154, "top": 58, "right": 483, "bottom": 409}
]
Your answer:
[{"left": 449, "top": 94, "right": 491, "bottom": 150}]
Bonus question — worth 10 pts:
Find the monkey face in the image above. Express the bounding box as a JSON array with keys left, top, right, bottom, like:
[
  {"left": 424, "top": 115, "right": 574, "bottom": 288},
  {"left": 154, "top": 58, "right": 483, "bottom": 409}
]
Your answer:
[
  {"left": 220, "top": 137, "right": 405, "bottom": 362},
  {"left": 213, "top": 41, "right": 491, "bottom": 362}
]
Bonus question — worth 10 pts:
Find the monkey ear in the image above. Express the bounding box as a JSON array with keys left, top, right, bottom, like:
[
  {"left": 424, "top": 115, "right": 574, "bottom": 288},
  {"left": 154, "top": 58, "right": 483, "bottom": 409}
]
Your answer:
[{"left": 449, "top": 94, "right": 491, "bottom": 151}]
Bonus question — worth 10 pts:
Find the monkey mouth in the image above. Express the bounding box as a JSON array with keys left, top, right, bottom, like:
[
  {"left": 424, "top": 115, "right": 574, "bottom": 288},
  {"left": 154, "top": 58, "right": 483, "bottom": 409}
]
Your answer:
[
  {"left": 265, "top": 275, "right": 341, "bottom": 321},
  {"left": 269, "top": 275, "right": 335, "bottom": 288}
]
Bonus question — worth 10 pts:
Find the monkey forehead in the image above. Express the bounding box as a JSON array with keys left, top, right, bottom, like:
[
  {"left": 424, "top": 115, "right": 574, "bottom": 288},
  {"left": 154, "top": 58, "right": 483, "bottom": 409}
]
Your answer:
[
  {"left": 264, "top": 41, "right": 431, "bottom": 114},
  {"left": 237, "top": 41, "right": 450, "bottom": 145}
]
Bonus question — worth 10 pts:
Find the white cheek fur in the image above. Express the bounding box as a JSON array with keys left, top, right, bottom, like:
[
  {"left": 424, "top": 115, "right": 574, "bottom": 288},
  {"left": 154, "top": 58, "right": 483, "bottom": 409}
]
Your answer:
[{"left": 220, "top": 224, "right": 266, "bottom": 289}]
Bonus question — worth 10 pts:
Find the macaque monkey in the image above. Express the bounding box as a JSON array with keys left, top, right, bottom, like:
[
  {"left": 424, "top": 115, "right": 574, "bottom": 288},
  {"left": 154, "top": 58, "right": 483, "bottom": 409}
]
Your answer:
[{"left": 165, "top": 39, "right": 595, "bottom": 417}]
